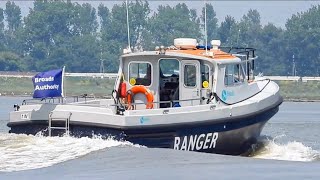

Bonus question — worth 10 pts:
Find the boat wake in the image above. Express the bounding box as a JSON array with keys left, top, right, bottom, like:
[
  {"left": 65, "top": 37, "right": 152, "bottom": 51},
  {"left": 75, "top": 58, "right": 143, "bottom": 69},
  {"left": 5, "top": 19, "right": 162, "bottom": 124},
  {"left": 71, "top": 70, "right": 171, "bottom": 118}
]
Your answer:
[
  {"left": 249, "top": 135, "right": 320, "bottom": 162},
  {"left": 0, "top": 133, "right": 140, "bottom": 172}
]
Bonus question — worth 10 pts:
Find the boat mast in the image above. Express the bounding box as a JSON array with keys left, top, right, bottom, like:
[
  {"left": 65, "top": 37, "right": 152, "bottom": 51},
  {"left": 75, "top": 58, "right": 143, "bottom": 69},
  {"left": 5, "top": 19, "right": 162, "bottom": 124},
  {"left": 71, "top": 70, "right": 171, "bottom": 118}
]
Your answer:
[
  {"left": 204, "top": 0, "right": 208, "bottom": 54},
  {"left": 126, "top": 0, "right": 131, "bottom": 51}
]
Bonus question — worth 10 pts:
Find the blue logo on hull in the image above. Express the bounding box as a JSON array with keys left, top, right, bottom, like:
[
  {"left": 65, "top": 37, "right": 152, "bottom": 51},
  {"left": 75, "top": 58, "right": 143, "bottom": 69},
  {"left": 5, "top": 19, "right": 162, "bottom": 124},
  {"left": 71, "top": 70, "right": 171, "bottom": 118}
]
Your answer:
[
  {"left": 221, "top": 90, "right": 235, "bottom": 101},
  {"left": 140, "top": 117, "right": 150, "bottom": 124}
]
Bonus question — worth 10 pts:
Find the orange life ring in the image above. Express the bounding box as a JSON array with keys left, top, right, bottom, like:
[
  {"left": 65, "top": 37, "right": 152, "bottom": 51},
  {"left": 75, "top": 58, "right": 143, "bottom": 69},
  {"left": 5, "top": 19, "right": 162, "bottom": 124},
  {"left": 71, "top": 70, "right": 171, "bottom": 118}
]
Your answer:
[{"left": 127, "top": 85, "right": 154, "bottom": 109}]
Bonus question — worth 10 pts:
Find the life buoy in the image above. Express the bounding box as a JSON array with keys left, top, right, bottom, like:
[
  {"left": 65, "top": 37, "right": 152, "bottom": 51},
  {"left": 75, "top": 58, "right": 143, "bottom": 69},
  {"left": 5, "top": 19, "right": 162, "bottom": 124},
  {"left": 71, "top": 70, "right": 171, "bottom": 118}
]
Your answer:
[{"left": 127, "top": 85, "right": 154, "bottom": 109}]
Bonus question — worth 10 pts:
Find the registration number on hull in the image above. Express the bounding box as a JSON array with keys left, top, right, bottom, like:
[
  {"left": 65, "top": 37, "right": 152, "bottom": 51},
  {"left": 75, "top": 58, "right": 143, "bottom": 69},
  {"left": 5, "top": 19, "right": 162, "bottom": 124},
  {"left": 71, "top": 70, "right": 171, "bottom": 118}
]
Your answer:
[
  {"left": 173, "top": 132, "right": 219, "bottom": 151},
  {"left": 21, "top": 113, "right": 30, "bottom": 120}
]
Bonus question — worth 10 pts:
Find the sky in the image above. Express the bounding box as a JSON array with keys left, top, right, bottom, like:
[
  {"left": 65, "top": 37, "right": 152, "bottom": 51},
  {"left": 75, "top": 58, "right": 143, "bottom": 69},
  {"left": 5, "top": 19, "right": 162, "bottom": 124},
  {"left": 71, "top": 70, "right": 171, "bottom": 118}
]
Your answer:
[{"left": 0, "top": 1, "right": 319, "bottom": 28}]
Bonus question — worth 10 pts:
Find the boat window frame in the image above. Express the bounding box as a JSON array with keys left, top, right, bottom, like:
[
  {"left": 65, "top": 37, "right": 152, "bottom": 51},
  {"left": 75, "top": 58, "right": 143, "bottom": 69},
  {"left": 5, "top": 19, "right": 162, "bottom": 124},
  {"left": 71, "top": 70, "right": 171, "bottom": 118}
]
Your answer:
[
  {"left": 128, "top": 61, "right": 153, "bottom": 87},
  {"left": 201, "top": 64, "right": 211, "bottom": 89},
  {"left": 158, "top": 58, "right": 180, "bottom": 78},
  {"left": 183, "top": 63, "right": 198, "bottom": 88},
  {"left": 224, "top": 63, "right": 245, "bottom": 87}
]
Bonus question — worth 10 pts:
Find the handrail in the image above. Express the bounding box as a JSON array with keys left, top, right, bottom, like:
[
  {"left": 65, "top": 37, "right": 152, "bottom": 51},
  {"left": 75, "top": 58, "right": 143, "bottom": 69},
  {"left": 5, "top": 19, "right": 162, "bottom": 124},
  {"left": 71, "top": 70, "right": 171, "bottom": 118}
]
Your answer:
[
  {"left": 118, "top": 98, "right": 203, "bottom": 110},
  {"left": 220, "top": 46, "right": 256, "bottom": 60},
  {"left": 20, "top": 95, "right": 108, "bottom": 105},
  {"left": 20, "top": 96, "right": 206, "bottom": 110}
]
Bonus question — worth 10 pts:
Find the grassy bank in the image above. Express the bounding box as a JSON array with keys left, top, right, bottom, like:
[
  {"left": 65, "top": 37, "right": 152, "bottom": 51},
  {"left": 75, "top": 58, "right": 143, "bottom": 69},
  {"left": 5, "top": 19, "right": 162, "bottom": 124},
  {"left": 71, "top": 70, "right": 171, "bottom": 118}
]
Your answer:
[
  {"left": 0, "top": 76, "right": 115, "bottom": 97},
  {"left": 1, "top": 77, "right": 320, "bottom": 101},
  {"left": 276, "top": 80, "right": 320, "bottom": 101}
]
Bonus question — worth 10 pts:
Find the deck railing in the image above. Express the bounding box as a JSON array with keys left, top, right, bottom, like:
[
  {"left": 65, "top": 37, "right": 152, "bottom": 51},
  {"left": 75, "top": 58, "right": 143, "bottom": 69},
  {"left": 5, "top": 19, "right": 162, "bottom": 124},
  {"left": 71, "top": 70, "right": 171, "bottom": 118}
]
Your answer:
[
  {"left": 114, "top": 98, "right": 204, "bottom": 110},
  {"left": 20, "top": 96, "right": 205, "bottom": 110},
  {"left": 21, "top": 95, "right": 101, "bottom": 105}
]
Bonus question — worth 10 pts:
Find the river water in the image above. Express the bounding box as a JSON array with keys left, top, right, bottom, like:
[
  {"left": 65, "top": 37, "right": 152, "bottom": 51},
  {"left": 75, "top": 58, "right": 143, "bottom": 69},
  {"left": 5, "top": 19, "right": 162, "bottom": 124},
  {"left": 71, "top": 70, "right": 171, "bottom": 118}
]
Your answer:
[{"left": 0, "top": 96, "right": 319, "bottom": 179}]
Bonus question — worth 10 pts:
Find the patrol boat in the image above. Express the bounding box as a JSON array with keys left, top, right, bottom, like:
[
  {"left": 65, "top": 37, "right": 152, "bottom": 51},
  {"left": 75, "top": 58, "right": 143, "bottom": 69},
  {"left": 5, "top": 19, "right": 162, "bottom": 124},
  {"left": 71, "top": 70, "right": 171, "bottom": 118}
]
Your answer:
[{"left": 8, "top": 38, "right": 282, "bottom": 155}]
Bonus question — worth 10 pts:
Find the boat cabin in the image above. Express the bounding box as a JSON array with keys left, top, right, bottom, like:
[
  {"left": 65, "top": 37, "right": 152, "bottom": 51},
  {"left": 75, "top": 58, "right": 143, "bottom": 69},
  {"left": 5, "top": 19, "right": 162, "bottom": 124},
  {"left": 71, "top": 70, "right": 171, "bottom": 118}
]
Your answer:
[{"left": 115, "top": 38, "right": 257, "bottom": 110}]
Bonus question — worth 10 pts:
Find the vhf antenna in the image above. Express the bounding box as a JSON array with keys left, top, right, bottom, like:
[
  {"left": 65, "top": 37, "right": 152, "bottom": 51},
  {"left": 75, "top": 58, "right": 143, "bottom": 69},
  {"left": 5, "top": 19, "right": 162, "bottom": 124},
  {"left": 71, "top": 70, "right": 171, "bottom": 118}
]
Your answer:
[
  {"left": 204, "top": 0, "right": 208, "bottom": 54},
  {"left": 126, "top": 0, "right": 131, "bottom": 51}
]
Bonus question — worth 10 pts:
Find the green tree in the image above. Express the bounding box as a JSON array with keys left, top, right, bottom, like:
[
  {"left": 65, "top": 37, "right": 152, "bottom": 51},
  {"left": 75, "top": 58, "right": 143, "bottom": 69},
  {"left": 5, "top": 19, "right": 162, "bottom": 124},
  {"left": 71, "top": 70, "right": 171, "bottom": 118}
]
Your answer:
[
  {"left": 2, "top": 1, "right": 320, "bottom": 76},
  {"left": 3, "top": 2, "right": 24, "bottom": 63},
  {"left": 24, "top": 0, "right": 73, "bottom": 54},
  {"left": 149, "top": 3, "right": 201, "bottom": 47},
  {"left": 0, "top": 8, "right": 3, "bottom": 31},
  {"left": 71, "top": 3, "right": 98, "bottom": 36},
  {"left": 4, "top": 1, "right": 22, "bottom": 34},
  {"left": 65, "top": 35, "right": 100, "bottom": 72},
  {"left": 102, "top": 1, "right": 150, "bottom": 51},
  {"left": 98, "top": 1, "right": 150, "bottom": 72},
  {"left": 285, "top": 5, "right": 320, "bottom": 76},
  {"left": 217, "top": 15, "right": 238, "bottom": 46},
  {"left": 98, "top": 4, "right": 111, "bottom": 32},
  {"left": 128, "top": 0, "right": 150, "bottom": 50},
  {"left": 237, "top": 9, "right": 261, "bottom": 47},
  {"left": 97, "top": 4, "right": 119, "bottom": 72},
  {"left": 22, "top": 0, "right": 101, "bottom": 72},
  {"left": 0, "top": 8, "right": 5, "bottom": 51},
  {"left": 257, "top": 23, "right": 286, "bottom": 75},
  {"left": 0, "top": 51, "right": 25, "bottom": 71}
]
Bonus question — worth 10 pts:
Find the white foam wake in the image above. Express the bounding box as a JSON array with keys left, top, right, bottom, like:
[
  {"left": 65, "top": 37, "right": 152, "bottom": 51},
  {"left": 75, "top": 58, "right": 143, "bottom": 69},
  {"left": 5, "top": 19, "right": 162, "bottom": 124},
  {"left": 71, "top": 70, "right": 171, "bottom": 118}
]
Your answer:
[
  {"left": 253, "top": 136, "right": 319, "bottom": 162},
  {"left": 0, "top": 133, "right": 139, "bottom": 172}
]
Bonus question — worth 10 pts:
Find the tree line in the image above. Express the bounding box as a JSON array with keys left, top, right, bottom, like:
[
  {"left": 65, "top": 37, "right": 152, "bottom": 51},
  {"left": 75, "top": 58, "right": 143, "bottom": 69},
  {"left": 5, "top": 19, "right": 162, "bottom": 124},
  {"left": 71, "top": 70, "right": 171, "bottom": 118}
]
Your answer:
[{"left": 0, "top": 0, "right": 319, "bottom": 76}]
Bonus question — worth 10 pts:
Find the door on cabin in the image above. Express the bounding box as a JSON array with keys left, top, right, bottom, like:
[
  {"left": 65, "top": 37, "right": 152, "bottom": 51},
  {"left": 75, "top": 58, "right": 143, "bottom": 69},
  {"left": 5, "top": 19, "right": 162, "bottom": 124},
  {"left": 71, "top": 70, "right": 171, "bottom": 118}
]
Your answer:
[{"left": 180, "top": 60, "right": 201, "bottom": 107}]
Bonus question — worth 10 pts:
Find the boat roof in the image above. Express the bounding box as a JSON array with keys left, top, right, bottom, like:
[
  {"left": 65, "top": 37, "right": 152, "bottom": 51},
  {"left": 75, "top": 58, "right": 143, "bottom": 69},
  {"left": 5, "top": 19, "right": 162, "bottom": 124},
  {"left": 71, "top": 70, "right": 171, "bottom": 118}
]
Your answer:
[
  {"left": 167, "top": 49, "right": 236, "bottom": 60},
  {"left": 122, "top": 49, "right": 240, "bottom": 64}
]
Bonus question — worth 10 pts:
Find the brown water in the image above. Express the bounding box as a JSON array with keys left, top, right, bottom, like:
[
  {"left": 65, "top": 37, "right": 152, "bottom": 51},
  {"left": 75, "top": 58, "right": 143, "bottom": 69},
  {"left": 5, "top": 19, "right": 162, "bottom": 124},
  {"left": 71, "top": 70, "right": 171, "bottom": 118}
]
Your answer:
[{"left": 0, "top": 97, "right": 319, "bottom": 179}]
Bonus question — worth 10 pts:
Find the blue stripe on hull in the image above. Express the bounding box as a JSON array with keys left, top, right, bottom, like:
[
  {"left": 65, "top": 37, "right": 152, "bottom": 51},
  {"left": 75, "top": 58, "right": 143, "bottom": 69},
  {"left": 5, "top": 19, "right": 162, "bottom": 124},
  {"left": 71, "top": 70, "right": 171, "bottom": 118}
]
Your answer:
[{"left": 8, "top": 106, "right": 279, "bottom": 155}]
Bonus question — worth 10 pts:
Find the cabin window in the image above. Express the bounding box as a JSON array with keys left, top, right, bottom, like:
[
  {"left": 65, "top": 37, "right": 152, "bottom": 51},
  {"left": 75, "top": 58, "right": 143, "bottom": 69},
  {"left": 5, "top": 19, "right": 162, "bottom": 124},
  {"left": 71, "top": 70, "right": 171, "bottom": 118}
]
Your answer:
[
  {"left": 184, "top": 64, "right": 197, "bottom": 87},
  {"left": 159, "top": 59, "right": 179, "bottom": 77},
  {"left": 224, "top": 64, "right": 245, "bottom": 86},
  {"left": 201, "top": 64, "right": 210, "bottom": 88},
  {"left": 129, "top": 62, "right": 152, "bottom": 86}
]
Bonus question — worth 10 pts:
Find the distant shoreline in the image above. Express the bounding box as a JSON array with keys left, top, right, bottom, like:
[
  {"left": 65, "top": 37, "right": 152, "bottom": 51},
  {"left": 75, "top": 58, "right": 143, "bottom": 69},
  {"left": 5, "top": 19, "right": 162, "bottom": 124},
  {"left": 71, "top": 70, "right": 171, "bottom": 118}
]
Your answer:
[
  {"left": 1, "top": 75, "right": 320, "bottom": 102},
  {"left": 284, "top": 99, "right": 320, "bottom": 102}
]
